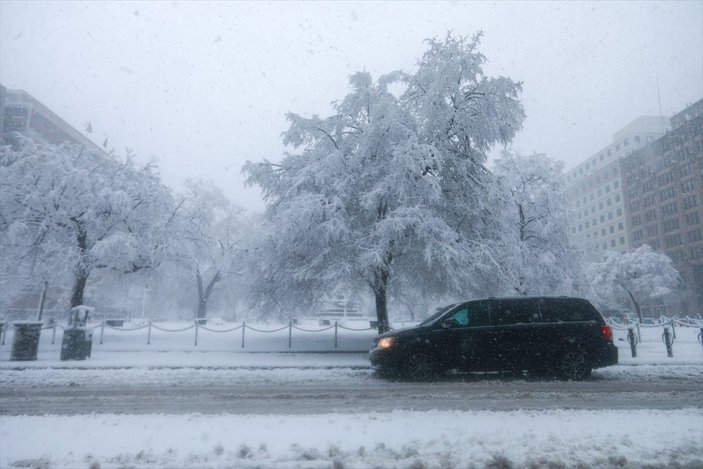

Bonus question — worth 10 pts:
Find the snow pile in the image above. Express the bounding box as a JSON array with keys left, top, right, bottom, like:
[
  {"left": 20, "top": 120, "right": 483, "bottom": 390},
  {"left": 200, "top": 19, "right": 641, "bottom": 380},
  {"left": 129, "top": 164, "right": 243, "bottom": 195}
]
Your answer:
[{"left": 2, "top": 409, "right": 701, "bottom": 469}]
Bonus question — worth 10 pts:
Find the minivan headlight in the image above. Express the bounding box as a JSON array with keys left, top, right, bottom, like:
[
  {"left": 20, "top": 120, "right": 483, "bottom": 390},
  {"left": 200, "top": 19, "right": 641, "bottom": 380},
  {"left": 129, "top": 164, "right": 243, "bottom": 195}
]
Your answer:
[{"left": 377, "top": 337, "right": 396, "bottom": 349}]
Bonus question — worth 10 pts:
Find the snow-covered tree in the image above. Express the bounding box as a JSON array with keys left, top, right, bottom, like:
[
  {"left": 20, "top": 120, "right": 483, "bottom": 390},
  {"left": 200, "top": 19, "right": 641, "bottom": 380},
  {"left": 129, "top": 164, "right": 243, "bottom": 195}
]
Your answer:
[
  {"left": 0, "top": 137, "right": 175, "bottom": 309},
  {"left": 492, "top": 151, "right": 583, "bottom": 295},
  {"left": 243, "top": 33, "right": 525, "bottom": 332},
  {"left": 588, "top": 245, "right": 680, "bottom": 322},
  {"left": 168, "top": 180, "right": 249, "bottom": 321}
]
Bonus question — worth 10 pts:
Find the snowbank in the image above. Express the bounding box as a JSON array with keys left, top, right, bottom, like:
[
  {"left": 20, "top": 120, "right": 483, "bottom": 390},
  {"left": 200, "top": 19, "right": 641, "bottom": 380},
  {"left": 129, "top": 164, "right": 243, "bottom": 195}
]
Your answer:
[{"left": 2, "top": 409, "right": 701, "bottom": 469}]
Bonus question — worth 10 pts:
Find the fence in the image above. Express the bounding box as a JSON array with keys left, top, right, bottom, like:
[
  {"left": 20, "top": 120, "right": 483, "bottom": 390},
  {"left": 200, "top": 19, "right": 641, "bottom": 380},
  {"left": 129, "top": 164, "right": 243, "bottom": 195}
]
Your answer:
[
  {"left": 0, "top": 319, "right": 378, "bottom": 352},
  {"left": 606, "top": 316, "right": 703, "bottom": 359},
  {"left": 1, "top": 316, "right": 702, "bottom": 357}
]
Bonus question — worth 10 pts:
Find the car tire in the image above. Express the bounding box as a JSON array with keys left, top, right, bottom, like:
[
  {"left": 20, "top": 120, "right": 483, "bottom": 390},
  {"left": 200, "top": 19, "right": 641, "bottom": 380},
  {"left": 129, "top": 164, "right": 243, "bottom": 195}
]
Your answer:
[
  {"left": 403, "top": 352, "right": 438, "bottom": 381},
  {"left": 557, "top": 347, "right": 592, "bottom": 381}
]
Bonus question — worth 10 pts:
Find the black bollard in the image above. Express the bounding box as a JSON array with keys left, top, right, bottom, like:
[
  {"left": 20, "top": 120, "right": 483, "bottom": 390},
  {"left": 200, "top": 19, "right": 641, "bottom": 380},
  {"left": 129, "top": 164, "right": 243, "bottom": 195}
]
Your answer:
[
  {"left": 663, "top": 327, "right": 673, "bottom": 358},
  {"left": 627, "top": 327, "right": 637, "bottom": 358}
]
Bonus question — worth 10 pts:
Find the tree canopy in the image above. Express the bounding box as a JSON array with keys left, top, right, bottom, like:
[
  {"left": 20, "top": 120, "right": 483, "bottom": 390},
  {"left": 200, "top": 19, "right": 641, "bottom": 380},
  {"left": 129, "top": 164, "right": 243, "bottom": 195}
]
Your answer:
[
  {"left": 243, "top": 34, "right": 526, "bottom": 331},
  {"left": 493, "top": 151, "right": 583, "bottom": 296},
  {"left": 0, "top": 137, "right": 175, "bottom": 308},
  {"left": 588, "top": 245, "right": 680, "bottom": 321}
]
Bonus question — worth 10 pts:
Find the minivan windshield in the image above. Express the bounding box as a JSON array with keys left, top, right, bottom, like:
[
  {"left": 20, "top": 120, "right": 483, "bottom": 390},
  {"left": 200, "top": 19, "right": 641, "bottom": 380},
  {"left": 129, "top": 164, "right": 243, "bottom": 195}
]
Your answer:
[{"left": 419, "top": 304, "right": 456, "bottom": 326}]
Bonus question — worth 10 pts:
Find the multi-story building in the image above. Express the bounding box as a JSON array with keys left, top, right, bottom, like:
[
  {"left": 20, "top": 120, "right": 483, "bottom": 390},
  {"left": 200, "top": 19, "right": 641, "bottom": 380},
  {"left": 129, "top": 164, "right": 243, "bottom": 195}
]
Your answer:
[
  {"left": 565, "top": 116, "right": 669, "bottom": 253},
  {"left": 621, "top": 99, "right": 703, "bottom": 314},
  {"left": 0, "top": 83, "right": 104, "bottom": 156}
]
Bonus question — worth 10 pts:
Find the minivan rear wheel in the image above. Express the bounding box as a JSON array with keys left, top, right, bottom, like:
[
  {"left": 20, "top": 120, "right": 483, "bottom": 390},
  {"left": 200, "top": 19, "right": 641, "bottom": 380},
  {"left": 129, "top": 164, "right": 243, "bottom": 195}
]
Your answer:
[
  {"left": 558, "top": 348, "right": 591, "bottom": 381},
  {"left": 403, "top": 352, "right": 438, "bottom": 381}
]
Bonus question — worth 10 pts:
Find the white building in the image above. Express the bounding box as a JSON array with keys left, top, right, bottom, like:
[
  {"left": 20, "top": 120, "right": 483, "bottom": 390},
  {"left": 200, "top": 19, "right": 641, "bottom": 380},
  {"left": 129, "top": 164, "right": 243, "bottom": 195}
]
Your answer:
[{"left": 564, "top": 116, "right": 669, "bottom": 254}]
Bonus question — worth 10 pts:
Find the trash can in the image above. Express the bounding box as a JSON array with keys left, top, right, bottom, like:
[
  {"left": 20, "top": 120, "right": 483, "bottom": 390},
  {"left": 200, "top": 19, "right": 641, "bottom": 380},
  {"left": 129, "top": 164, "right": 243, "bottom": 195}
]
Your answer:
[
  {"left": 10, "top": 321, "right": 43, "bottom": 361},
  {"left": 60, "top": 305, "right": 94, "bottom": 361},
  {"left": 60, "top": 327, "right": 93, "bottom": 360}
]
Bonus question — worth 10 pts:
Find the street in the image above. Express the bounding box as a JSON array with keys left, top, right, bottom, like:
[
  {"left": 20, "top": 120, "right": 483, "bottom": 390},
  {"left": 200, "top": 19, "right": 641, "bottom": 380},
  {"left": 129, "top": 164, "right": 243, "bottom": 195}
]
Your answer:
[{"left": 2, "top": 365, "right": 701, "bottom": 415}]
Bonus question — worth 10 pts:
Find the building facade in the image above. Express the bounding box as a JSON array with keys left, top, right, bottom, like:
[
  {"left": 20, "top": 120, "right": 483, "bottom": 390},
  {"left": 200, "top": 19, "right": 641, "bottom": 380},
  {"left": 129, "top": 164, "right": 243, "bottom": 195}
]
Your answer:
[
  {"left": 621, "top": 100, "right": 703, "bottom": 314},
  {"left": 0, "top": 84, "right": 104, "bottom": 156},
  {"left": 564, "top": 116, "right": 669, "bottom": 253}
]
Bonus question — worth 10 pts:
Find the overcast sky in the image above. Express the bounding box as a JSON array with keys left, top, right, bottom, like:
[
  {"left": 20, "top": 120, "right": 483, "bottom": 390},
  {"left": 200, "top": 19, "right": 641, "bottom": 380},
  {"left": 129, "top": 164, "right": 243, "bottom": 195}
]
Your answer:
[{"left": 1, "top": 1, "right": 701, "bottom": 210}]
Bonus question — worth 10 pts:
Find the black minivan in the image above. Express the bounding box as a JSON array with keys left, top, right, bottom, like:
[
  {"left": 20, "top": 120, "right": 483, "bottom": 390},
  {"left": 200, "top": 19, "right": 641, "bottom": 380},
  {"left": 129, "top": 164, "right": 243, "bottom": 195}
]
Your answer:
[{"left": 369, "top": 296, "right": 618, "bottom": 381}]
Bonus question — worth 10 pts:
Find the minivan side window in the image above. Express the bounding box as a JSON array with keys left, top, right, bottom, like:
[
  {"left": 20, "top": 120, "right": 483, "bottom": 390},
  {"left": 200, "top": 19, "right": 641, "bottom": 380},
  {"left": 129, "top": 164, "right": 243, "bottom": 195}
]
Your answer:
[
  {"left": 490, "top": 299, "right": 540, "bottom": 325},
  {"left": 540, "top": 299, "right": 600, "bottom": 322},
  {"left": 448, "top": 301, "right": 490, "bottom": 327}
]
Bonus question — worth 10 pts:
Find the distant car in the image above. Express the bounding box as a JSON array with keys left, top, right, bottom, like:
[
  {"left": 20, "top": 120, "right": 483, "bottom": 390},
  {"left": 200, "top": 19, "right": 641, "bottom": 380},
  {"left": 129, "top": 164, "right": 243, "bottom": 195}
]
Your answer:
[{"left": 369, "top": 296, "right": 618, "bottom": 381}]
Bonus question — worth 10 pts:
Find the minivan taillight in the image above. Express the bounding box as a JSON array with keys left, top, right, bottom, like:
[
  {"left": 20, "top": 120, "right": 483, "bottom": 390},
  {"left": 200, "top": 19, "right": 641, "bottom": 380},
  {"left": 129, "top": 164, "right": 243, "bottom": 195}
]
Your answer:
[{"left": 601, "top": 324, "right": 613, "bottom": 342}]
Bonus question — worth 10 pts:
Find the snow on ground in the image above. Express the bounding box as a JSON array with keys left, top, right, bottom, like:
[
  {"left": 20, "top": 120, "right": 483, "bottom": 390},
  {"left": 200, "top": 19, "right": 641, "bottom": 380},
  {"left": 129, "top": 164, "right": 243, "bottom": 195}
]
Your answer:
[{"left": 2, "top": 409, "right": 702, "bottom": 469}]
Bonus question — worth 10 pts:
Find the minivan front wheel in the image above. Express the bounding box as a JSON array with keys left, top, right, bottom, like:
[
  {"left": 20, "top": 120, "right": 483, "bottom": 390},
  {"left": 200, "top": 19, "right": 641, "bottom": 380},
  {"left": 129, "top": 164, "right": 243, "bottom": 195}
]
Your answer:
[
  {"left": 558, "top": 348, "right": 592, "bottom": 381},
  {"left": 403, "top": 352, "right": 438, "bottom": 381}
]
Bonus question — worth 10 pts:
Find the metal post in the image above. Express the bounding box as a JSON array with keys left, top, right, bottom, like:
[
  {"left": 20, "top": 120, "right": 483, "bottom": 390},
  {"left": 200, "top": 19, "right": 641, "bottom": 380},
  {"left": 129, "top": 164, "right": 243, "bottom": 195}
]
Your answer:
[
  {"left": 0, "top": 324, "right": 5, "bottom": 345},
  {"left": 627, "top": 327, "right": 637, "bottom": 358},
  {"left": 241, "top": 322, "right": 246, "bottom": 348},
  {"left": 698, "top": 328, "right": 702, "bottom": 352},
  {"left": 670, "top": 319, "right": 676, "bottom": 339},
  {"left": 51, "top": 322, "right": 58, "bottom": 345},
  {"left": 663, "top": 327, "right": 673, "bottom": 358},
  {"left": 334, "top": 321, "right": 338, "bottom": 349},
  {"left": 288, "top": 320, "right": 292, "bottom": 348},
  {"left": 147, "top": 318, "right": 152, "bottom": 345},
  {"left": 194, "top": 320, "right": 199, "bottom": 347},
  {"left": 100, "top": 320, "right": 105, "bottom": 345},
  {"left": 636, "top": 322, "right": 641, "bottom": 343}
]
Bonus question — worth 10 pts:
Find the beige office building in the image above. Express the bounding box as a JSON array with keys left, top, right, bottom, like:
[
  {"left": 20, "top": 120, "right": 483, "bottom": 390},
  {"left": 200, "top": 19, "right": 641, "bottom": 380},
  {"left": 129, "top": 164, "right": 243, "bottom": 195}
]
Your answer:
[{"left": 565, "top": 116, "right": 669, "bottom": 254}]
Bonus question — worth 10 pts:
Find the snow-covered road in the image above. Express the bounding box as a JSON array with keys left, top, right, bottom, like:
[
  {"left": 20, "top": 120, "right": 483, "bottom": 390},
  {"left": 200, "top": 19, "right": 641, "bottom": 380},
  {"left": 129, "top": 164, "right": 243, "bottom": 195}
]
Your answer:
[{"left": 2, "top": 364, "right": 701, "bottom": 415}]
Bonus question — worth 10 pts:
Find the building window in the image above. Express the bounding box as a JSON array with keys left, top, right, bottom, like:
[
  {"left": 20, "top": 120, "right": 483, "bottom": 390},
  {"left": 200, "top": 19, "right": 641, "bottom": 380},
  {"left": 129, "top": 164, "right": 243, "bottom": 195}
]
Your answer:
[
  {"left": 618, "top": 222, "right": 624, "bottom": 230},
  {"left": 662, "top": 218, "right": 680, "bottom": 233},
  {"left": 685, "top": 212, "right": 700, "bottom": 226},
  {"left": 620, "top": 236, "right": 625, "bottom": 245},
  {"left": 682, "top": 178, "right": 695, "bottom": 192},
  {"left": 611, "top": 239, "right": 616, "bottom": 247},
  {"left": 683, "top": 195, "right": 697, "bottom": 210}
]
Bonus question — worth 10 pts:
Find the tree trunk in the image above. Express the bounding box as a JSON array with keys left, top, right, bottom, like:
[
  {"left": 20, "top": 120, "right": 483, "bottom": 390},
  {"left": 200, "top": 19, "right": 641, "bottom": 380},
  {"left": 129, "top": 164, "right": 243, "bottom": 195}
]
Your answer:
[
  {"left": 70, "top": 222, "right": 90, "bottom": 309},
  {"left": 36, "top": 280, "right": 48, "bottom": 321},
  {"left": 195, "top": 270, "right": 222, "bottom": 320},
  {"left": 373, "top": 267, "right": 390, "bottom": 334},
  {"left": 70, "top": 272, "right": 89, "bottom": 308},
  {"left": 623, "top": 286, "right": 643, "bottom": 323}
]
